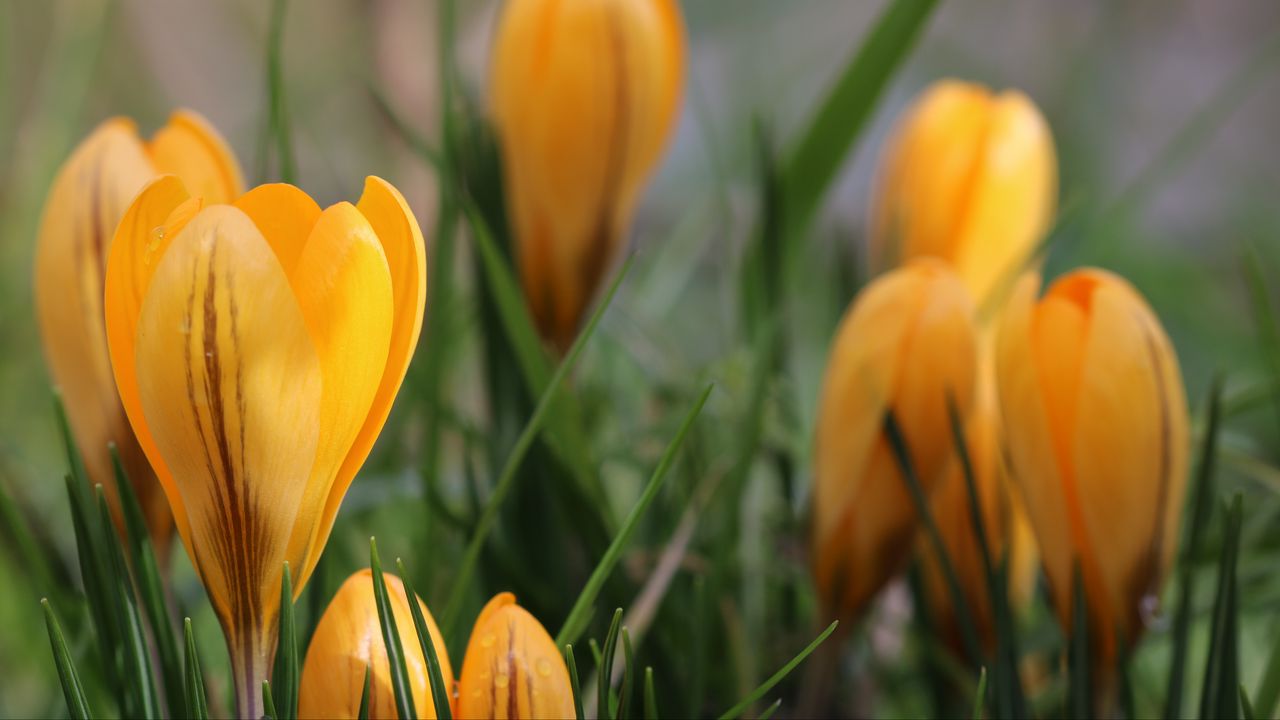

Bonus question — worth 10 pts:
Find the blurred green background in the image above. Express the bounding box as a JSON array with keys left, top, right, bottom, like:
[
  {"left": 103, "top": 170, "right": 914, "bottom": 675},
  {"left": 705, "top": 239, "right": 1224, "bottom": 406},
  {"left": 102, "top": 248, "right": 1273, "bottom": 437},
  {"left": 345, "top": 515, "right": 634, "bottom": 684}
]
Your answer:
[{"left": 2, "top": 1, "right": 1279, "bottom": 717}]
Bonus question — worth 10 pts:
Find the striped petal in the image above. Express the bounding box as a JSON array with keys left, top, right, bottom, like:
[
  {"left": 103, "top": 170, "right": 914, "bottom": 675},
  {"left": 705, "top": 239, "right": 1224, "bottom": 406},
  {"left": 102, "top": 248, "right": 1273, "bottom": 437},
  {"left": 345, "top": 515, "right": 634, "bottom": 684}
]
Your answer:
[
  {"left": 457, "top": 593, "right": 575, "bottom": 719},
  {"left": 145, "top": 110, "right": 244, "bottom": 204},
  {"left": 133, "top": 205, "right": 321, "bottom": 656}
]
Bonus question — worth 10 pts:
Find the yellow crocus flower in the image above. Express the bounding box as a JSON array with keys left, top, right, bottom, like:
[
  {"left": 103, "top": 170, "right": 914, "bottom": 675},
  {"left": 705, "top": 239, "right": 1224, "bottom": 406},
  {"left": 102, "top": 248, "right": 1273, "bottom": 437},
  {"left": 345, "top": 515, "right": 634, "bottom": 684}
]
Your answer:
[
  {"left": 34, "top": 111, "right": 243, "bottom": 552},
  {"left": 300, "top": 570, "right": 454, "bottom": 719},
  {"left": 869, "top": 79, "right": 1057, "bottom": 307},
  {"left": 812, "top": 259, "right": 978, "bottom": 620},
  {"left": 996, "top": 269, "right": 1188, "bottom": 664},
  {"left": 457, "top": 593, "right": 575, "bottom": 719},
  {"left": 490, "top": 0, "right": 685, "bottom": 351},
  {"left": 103, "top": 174, "right": 427, "bottom": 717}
]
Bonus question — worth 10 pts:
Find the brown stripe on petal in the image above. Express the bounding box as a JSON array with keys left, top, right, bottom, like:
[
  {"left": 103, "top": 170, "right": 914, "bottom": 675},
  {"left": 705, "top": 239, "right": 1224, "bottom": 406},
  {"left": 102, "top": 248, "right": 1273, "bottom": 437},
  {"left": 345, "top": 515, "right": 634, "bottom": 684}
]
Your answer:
[{"left": 508, "top": 616, "right": 519, "bottom": 720}]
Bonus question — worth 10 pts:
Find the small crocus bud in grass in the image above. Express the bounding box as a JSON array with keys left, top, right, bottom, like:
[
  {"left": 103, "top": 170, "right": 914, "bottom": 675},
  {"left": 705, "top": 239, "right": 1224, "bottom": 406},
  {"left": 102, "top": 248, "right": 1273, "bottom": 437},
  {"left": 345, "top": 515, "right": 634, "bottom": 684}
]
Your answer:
[
  {"left": 812, "top": 259, "right": 979, "bottom": 621},
  {"left": 491, "top": 0, "right": 685, "bottom": 351},
  {"left": 996, "top": 269, "right": 1188, "bottom": 664},
  {"left": 918, "top": 341, "right": 1038, "bottom": 650},
  {"left": 457, "top": 592, "right": 575, "bottom": 719},
  {"left": 34, "top": 111, "right": 243, "bottom": 555},
  {"left": 299, "top": 570, "right": 454, "bottom": 719},
  {"left": 103, "top": 174, "right": 427, "bottom": 718},
  {"left": 869, "top": 80, "right": 1057, "bottom": 306}
]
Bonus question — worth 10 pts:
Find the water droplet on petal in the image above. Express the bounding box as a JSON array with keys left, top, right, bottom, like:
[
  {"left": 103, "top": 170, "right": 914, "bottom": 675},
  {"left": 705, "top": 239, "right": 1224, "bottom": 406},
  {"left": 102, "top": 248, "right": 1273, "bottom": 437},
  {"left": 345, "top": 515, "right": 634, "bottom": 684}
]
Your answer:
[
  {"left": 495, "top": 673, "right": 510, "bottom": 689},
  {"left": 481, "top": 633, "right": 496, "bottom": 649},
  {"left": 535, "top": 658, "right": 552, "bottom": 678}
]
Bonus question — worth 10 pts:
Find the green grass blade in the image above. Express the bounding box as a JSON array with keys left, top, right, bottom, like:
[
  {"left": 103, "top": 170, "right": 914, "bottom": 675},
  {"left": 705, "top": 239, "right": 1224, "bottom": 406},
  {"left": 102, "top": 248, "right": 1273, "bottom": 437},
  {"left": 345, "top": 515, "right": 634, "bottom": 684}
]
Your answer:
[
  {"left": 96, "top": 485, "right": 161, "bottom": 719},
  {"left": 370, "top": 538, "right": 416, "bottom": 720},
  {"left": 395, "top": 559, "right": 453, "bottom": 720},
  {"left": 556, "top": 384, "right": 713, "bottom": 647},
  {"left": 264, "top": 0, "right": 295, "bottom": 183},
  {"left": 41, "top": 598, "right": 92, "bottom": 720},
  {"left": 757, "top": 699, "right": 783, "bottom": 720},
  {"left": 780, "top": 0, "right": 939, "bottom": 243},
  {"left": 358, "top": 665, "right": 372, "bottom": 720},
  {"left": 273, "top": 563, "right": 299, "bottom": 720},
  {"left": 110, "top": 445, "right": 184, "bottom": 718},
  {"left": 566, "top": 644, "right": 585, "bottom": 720},
  {"left": 973, "top": 667, "right": 987, "bottom": 720},
  {"left": 1067, "top": 564, "right": 1091, "bottom": 720},
  {"left": 63, "top": 472, "right": 125, "bottom": 705},
  {"left": 369, "top": 84, "right": 443, "bottom": 171},
  {"left": 618, "top": 629, "right": 635, "bottom": 720},
  {"left": 262, "top": 680, "right": 278, "bottom": 720},
  {"left": 599, "top": 609, "right": 624, "bottom": 720},
  {"left": 715, "top": 620, "right": 839, "bottom": 720},
  {"left": 1201, "top": 495, "right": 1243, "bottom": 720},
  {"left": 883, "top": 410, "right": 984, "bottom": 665},
  {"left": 643, "top": 667, "right": 657, "bottom": 720},
  {"left": 439, "top": 249, "right": 633, "bottom": 633},
  {"left": 1241, "top": 685, "right": 1256, "bottom": 720},
  {"left": 184, "top": 618, "right": 209, "bottom": 720},
  {"left": 0, "top": 471, "right": 61, "bottom": 597},
  {"left": 1168, "top": 377, "right": 1224, "bottom": 719},
  {"left": 1253, "top": 632, "right": 1280, "bottom": 720},
  {"left": 1242, "top": 245, "right": 1280, "bottom": 443}
]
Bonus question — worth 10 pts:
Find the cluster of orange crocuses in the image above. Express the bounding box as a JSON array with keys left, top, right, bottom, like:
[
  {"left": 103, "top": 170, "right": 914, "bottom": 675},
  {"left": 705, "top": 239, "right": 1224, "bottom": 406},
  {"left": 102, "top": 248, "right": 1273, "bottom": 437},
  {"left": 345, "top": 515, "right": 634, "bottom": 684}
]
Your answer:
[
  {"left": 33, "top": 0, "right": 685, "bottom": 717},
  {"left": 813, "top": 80, "right": 1188, "bottom": 671}
]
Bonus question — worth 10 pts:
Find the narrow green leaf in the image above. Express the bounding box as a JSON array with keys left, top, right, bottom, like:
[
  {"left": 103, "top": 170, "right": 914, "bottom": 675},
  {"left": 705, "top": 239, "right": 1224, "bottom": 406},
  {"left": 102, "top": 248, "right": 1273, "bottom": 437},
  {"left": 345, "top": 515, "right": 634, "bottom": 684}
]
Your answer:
[
  {"left": 0, "top": 473, "right": 60, "bottom": 597},
  {"left": 643, "top": 667, "right": 657, "bottom": 720},
  {"left": 357, "top": 665, "right": 372, "bottom": 720},
  {"left": 1243, "top": 246, "right": 1280, "bottom": 443},
  {"left": 780, "top": 0, "right": 939, "bottom": 242},
  {"left": 369, "top": 84, "right": 443, "bottom": 171},
  {"left": 973, "top": 667, "right": 987, "bottom": 720},
  {"left": 42, "top": 598, "right": 92, "bottom": 720},
  {"left": 63, "top": 472, "right": 123, "bottom": 706},
  {"left": 1168, "top": 376, "right": 1224, "bottom": 719},
  {"left": 1067, "top": 564, "right": 1091, "bottom": 720},
  {"left": 566, "top": 644, "right": 585, "bottom": 720},
  {"left": 370, "top": 538, "right": 416, "bottom": 720},
  {"left": 1241, "top": 685, "right": 1257, "bottom": 720},
  {"left": 53, "top": 391, "right": 89, "bottom": 487},
  {"left": 756, "top": 699, "right": 783, "bottom": 720},
  {"left": 96, "top": 485, "right": 161, "bottom": 719},
  {"left": 110, "top": 444, "right": 184, "bottom": 718},
  {"left": 273, "top": 563, "right": 299, "bottom": 720},
  {"left": 263, "top": 0, "right": 295, "bottom": 183},
  {"left": 262, "top": 680, "right": 278, "bottom": 720},
  {"left": 1201, "top": 495, "right": 1243, "bottom": 720},
  {"left": 184, "top": 618, "right": 209, "bottom": 720},
  {"left": 395, "top": 558, "right": 453, "bottom": 720},
  {"left": 557, "top": 384, "right": 713, "bottom": 647},
  {"left": 599, "top": 609, "right": 625, "bottom": 720},
  {"left": 1253, "top": 631, "right": 1280, "bottom": 720},
  {"left": 715, "top": 620, "right": 839, "bottom": 720},
  {"left": 991, "top": 556, "right": 1027, "bottom": 720},
  {"left": 882, "top": 410, "right": 983, "bottom": 665},
  {"left": 440, "top": 250, "right": 633, "bottom": 633},
  {"left": 618, "top": 629, "right": 635, "bottom": 720}
]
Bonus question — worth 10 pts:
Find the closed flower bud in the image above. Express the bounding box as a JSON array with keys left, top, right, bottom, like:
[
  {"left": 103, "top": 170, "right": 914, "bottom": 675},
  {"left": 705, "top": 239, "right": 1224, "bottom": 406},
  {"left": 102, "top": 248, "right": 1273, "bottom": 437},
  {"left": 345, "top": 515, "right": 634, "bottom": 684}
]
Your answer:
[
  {"left": 869, "top": 80, "right": 1057, "bottom": 306},
  {"left": 996, "top": 270, "right": 1188, "bottom": 662},
  {"left": 812, "top": 259, "right": 979, "bottom": 619},
  {"left": 104, "top": 174, "right": 427, "bottom": 717},
  {"left": 457, "top": 593, "right": 575, "bottom": 719},
  {"left": 300, "top": 570, "right": 454, "bottom": 719},
  {"left": 34, "top": 112, "right": 243, "bottom": 553},
  {"left": 490, "top": 0, "right": 685, "bottom": 350}
]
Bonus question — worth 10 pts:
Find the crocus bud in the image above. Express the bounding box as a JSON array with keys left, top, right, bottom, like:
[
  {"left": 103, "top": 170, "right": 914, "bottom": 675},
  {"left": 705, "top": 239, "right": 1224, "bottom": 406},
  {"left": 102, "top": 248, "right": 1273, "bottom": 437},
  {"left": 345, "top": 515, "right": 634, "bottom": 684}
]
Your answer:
[
  {"left": 104, "top": 175, "right": 427, "bottom": 718},
  {"left": 869, "top": 80, "right": 1057, "bottom": 306},
  {"left": 490, "top": 0, "right": 685, "bottom": 351},
  {"left": 34, "top": 112, "right": 243, "bottom": 552},
  {"left": 457, "top": 593, "right": 575, "bottom": 719},
  {"left": 812, "top": 259, "right": 978, "bottom": 619},
  {"left": 300, "top": 570, "right": 454, "bottom": 719},
  {"left": 996, "top": 269, "right": 1188, "bottom": 662}
]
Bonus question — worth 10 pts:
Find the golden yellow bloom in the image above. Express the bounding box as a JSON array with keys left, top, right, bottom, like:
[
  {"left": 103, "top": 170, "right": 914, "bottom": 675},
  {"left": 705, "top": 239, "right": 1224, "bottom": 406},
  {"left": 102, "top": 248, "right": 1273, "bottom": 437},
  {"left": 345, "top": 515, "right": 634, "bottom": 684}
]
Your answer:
[
  {"left": 457, "top": 593, "right": 575, "bottom": 719},
  {"left": 34, "top": 112, "right": 242, "bottom": 552},
  {"left": 103, "top": 175, "right": 427, "bottom": 717},
  {"left": 300, "top": 570, "right": 454, "bottom": 719},
  {"left": 919, "top": 338, "right": 1038, "bottom": 649},
  {"left": 812, "top": 259, "right": 978, "bottom": 619},
  {"left": 491, "top": 0, "right": 685, "bottom": 351},
  {"left": 995, "top": 269, "right": 1188, "bottom": 663},
  {"left": 869, "top": 79, "right": 1057, "bottom": 306}
]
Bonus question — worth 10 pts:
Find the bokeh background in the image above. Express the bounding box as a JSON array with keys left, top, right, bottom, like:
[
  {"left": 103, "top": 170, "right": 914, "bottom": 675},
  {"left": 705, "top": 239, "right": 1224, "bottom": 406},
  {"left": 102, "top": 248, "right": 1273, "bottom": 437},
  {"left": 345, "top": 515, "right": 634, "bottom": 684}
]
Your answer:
[{"left": 2, "top": 1, "right": 1279, "bottom": 717}]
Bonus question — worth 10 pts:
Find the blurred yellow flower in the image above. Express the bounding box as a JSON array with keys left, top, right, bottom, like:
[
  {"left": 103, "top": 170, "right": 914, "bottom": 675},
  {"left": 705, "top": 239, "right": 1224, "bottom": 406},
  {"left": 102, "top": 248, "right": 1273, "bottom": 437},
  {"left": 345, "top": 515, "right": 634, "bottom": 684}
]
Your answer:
[
  {"left": 812, "top": 259, "right": 978, "bottom": 620},
  {"left": 491, "top": 0, "right": 685, "bottom": 351},
  {"left": 869, "top": 79, "right": 1057, "bottom": 306},
  {"left": 300, "top": 569, "right": 454, "bottom": 719},
  {"left": 34, "top": 111, "right": 243, "bottom": 553},
  {"left": 457, "top": 592, "right": 574, "bottom": 719},
  {"left": 996, "top": 269, "right": 1188, "bottom": 663},
  {"left": 103, "top": 175, "right": 427, "bottom": 717}
]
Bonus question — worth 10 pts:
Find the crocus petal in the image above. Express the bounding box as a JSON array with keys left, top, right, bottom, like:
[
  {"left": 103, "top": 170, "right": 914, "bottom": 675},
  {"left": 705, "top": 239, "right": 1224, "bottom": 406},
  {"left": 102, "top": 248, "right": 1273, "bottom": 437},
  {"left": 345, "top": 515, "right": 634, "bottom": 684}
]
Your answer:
[
  {"left": 283, "top": 202, "right": 395, "bottom": 588},
  {"left": 145, "top": 110, "right": 244, "bottom": 204},
  {"left": 299, "top": 177, "right": 427, "bottom": 587},
  {"left": 133, "top": 204, "right": 321, "bottom": 651},
  {"left": 232, "top": 183, "right": 322, "bottom": 274},
  {"left": 457, "top": 593, "right": 576, "bottom": 719}
]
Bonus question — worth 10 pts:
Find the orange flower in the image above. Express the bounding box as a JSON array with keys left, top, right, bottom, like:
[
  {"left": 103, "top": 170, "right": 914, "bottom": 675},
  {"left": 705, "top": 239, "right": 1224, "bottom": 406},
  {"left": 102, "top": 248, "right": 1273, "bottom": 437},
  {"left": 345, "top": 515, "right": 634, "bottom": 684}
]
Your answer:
[
  {"left": 34, "top": 111, "right": 242, "bottom": 552},
  {"left": 491, "top": 0, "right": 685, "bottom": 350},
  {"left": 996, "top": 269, "right": 1188, "bottom": 662},
  {"left": 300, "top": 570, "right": 454, "bottom": 719},
  {"left": 812, "top": 260, "right": 978, "bottom": 619},
  {"left": 457, "top": 593, "right": 575, "bottom": 719}
]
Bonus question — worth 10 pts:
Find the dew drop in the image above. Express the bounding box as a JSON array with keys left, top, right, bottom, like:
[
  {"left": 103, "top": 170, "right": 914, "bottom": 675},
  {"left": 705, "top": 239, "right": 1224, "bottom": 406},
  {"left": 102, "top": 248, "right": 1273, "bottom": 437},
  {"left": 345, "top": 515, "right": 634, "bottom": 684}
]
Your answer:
[
  {"left": 535, "top": 658, "right": 552, "bottom": 678},
  {"left": 494, "top": 673, "right": 510, "bottom": 689},
  {"left": 480, "top": 633, "right": 496, "bottom": 649}
]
